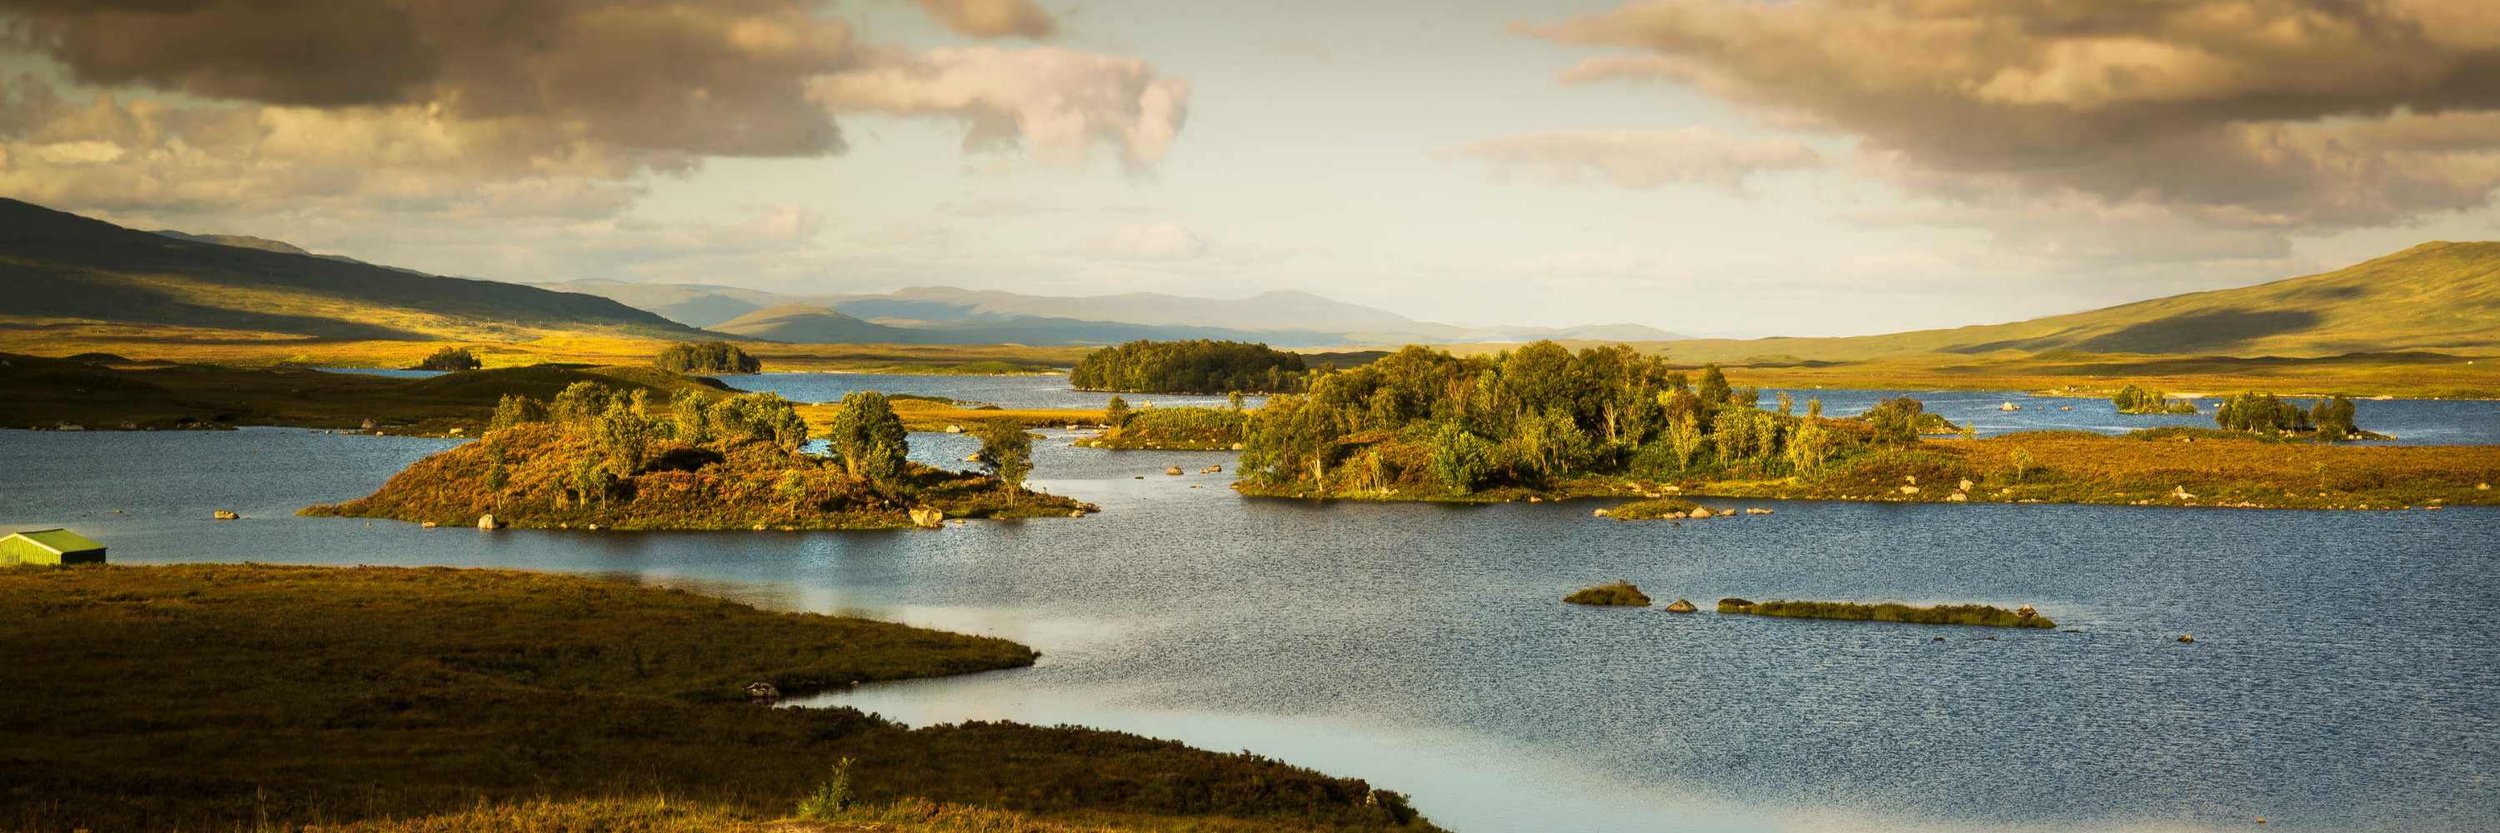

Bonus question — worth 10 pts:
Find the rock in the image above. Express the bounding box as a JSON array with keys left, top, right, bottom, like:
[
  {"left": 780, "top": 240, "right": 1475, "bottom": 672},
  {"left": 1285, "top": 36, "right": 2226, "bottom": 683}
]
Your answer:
[
  {"left": 1687, "top": 507, "right": 1713, "bottom": 519},
  {"left": 477, "top": 514, "right": 500, "bottom": 530},
  {"left": 2178, "top": 633, "right": 2195, "bottom": 644},
  {"left": 1898, "top": 484, "right": 1921, "bottom": 495},
  {"left": 908, "top": 507, "right": 945, "bottom": 528},
  {"left": 745, "top": 681, "right": 781, "bottom": 703},
  {"left": 1999, "top": 402, "right": 2021, "bottom": 411},
  {"left": 1592, "top": 508, "right": 1611, "bottom": 518},
  {"left": 1745, "top": 508, "right": 1772, "bottom": 515},
  {"left": 2481, "top": 483, "right": 2491, "bottom": 491},
  {"left": 1664, "top": 598, "right": 1697, "bottom": 613},
  {"left": 1068, "top": 510, "right": 1085, "bottom": 518},
  {"left": 945, "top": 424, "right": 964, "bottom": 434},
  {"left": 963, "top": 454, "right": 982, "bottom": 462},
  {"left": 420, "top": 521, "right": 437, "bottom": 528},
  {"left": 361, "top": 419, "right": 377, "bottom": 430},
  {"left": 2172, "top": 486, "right": 2198, "bottom": 500},
  {"left": 1958, "top": 479, "right": 1974, "bottom": 492},
  {"left": 212, "top": 509, "right": 241, "bottom": 520},
  {"left": 448, "top": 427, "right": 464, "bottom": 436},
  {"left": 1165, "top": 466, "right": 1184, "bottom": 476},
  {"left": 2015, "top": 604, "right": 2037, "bottom": 619},
  {"left": 586, "top": 523, "right": 600, "bottom": 531},
  {"left": 1528, "top": 496, "right": 1544, "bottom": 503},
  {"left": 1904, "top": 475, "right": 1918, "bottom": 485},
  {"left": 1945, "top": 492, "right": 1968, "bottom": 502},
  {"left": 2059, "top": 405, "right": 2073, "bottom": 411},
  {"left": 1230, "top": 442, "right": 1246, "bottom": 451},
  {"left": 1202, "top": 465, "right": 1223, "bottom": 473}
]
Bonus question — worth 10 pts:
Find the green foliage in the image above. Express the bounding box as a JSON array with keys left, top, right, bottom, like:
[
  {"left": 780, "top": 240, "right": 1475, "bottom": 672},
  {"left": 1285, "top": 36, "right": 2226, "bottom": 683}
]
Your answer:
[
  {"left": 1078, "top": 406, "right": 1247, "bottom": 450},
  {"left": 1861, "top": 396, "right": 1928, "bottom": 446},
  {"left": 487, "top": 394, "right": 547, "bottom": 431},
  {"left": 826, "top": 391, "right": 910, "bottom": 487},
  {"left": 1104, "top": 395, "right": 1133, "bottom": 428},
  {"left": 2112, "top": 384, "right": 2196, "bottom": 415},
  {"left": 2216, "top": 391, "right": 2314, "bottom": 435},
  {"left": 1563, "top": 581, "right": 1651, "bottom": 607},
  {"left": 1069, "top": 339, "right": 1308, "bottom": 394},
  {"left": 1425, "top": 422, "right": 1496, "bottom": 492},
  {"left": 2311, "top": 395, "right": 2359, "bottom": 439},
  {"left": 1719, "top": 599, "right": 2055, "bottom": 629},
  {"left": 655, "top": 341, "right": 761, "bottom": 374},
  {"left": 971, "top": 421, "right": 1035, "bottom": 489},
  {"left": 416, "top": 346, "right": 481, "bottom": 371},
  {"left": 795, "top": 758, "right": 856, "bottom": 820}
]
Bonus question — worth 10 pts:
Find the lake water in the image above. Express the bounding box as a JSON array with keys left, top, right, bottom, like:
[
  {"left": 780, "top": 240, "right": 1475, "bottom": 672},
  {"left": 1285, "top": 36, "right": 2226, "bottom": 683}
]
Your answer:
[{"left": 4, "top": 418, "right": 2495, "bottom": 833}]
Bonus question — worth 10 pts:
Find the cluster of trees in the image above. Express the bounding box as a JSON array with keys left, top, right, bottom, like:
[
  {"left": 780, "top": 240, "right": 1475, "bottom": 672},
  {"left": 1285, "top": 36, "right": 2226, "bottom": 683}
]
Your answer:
[
  {"left": 1069, "top": 340, "right": 1307, "bottom": 394},
  {"left": 416, "top": 346, "right": 481, "bottom": 371},
  {"left": 2214, "top": 392, "right": 2360, "bottom": 439},
  {"left": 655, "top": 341, "right": 761, "bottom": 374},
  {"left": 486, "top": 383, "right": 816, "bottom": 504},
  {"left": 1237, "top": 342, "right": 1906, "bottom": 494},
  {"left": 2111, "top": 385, "right": 2196, "bottom": 415}
]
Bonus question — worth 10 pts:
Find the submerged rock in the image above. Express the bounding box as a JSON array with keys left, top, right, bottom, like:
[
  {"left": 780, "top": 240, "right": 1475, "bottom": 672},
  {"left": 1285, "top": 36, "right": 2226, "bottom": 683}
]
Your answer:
[
  {"left": 1665, "top": 598, "right": 1698, "bottom": 614},
  {"left": 212, "top": 509, "right": 240, "bottom": 521}
]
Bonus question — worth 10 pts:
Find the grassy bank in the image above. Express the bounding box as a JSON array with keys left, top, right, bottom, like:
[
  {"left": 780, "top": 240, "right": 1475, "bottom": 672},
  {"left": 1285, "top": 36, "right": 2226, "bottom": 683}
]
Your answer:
[
  {"left": 0, "top": 328, "right": 1089, "bottom": 375},
  {"left": 0, "top": 565, "right": 1435, "bottom": 833},
  {"left": 1077, "top": 407, "right": 1249, "bottom": 451},
  {"left": 1717, "top": 598, "right": 2055, "bottom": 628},
  {"left": 798, "top": 398, "right": 1104, "bottom": 434},
  {"left": 0, "top": 352, "right": 725, "bottom": 433}
]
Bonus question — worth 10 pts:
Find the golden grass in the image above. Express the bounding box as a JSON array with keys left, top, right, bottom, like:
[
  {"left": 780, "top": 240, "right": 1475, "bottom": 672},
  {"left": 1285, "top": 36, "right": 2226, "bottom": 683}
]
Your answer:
[{"left": 800, "top": 400, "right": 1104, "bottom": 434}]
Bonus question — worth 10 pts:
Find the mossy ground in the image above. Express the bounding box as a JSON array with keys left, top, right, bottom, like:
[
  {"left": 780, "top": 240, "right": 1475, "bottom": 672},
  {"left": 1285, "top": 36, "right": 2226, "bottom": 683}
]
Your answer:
[{"left": 0, "top": 565, "right": 1435, "bottom": 833}]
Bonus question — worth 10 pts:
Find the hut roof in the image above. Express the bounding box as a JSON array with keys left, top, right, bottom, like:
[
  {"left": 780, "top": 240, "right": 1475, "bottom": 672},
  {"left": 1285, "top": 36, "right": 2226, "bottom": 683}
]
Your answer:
[{"left": 8, "top": 528, "right": 105, "bottom": 555}]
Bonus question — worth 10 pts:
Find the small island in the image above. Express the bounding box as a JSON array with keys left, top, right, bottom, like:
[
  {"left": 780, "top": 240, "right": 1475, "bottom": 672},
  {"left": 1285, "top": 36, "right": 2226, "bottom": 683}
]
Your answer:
[
  {"left": 2111, "top": 384, "right": 2197, "bottom": 415},
  {"left": 304, "top": 386, "right": 1091, "bottom": 530},
  {"left": 1075, "top": 397, "right": 1250, "bottom": 450},
  {"left": 1070, "top": 339, "right": 1310, "bottom": 394},
  {"left": 1564, "top": 581, "right": 1652, "bottom": 606},
  {"left": 1718, "top": 598, "right": 2055, "bottom": 628},
  {"left": 1601, "top": 497, "right": 1702, "bottom": 520}
]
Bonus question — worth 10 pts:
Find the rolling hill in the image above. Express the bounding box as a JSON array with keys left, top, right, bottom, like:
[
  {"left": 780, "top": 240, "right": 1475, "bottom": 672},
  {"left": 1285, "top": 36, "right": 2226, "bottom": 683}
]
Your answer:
[
  {"left": 0, "top": 199, "right": 701, "bottom": 342},
  {"left": 1660, "top": 242, "right": 2500, "bottom": 363}
]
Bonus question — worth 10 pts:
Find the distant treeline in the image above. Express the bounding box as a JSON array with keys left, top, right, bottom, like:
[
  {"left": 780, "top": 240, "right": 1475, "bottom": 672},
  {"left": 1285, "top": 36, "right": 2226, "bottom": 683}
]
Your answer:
[
  {"left": 1236, "top": 341, "right": 1932, "bottom": 495},
  {"left": 1069, "top": 340, "right": 1307, "bottom": 394},
  {"left": 655, "top": 341, "right": 760, "bottom": 374}
]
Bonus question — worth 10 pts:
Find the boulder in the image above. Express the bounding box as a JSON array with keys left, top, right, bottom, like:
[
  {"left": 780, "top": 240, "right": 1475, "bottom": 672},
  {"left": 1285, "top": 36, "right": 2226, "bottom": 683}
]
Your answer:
[
  {"left": 1202, "top": 464, "right": 1223, "bottom": 474},
  {"left": 1230, "top": 442, "right": 1246, "bottom": 451},
  {"left": 745, "top": 681, "right": 782, "bottom": 703},
  {"left": 420, "top": 521, "right": 437, "bottom": 528},
  {"left": 1665, "top": 599, "right": 1698, "bottom": 614},
  {"left": 1958, "top": 479, "right": 1975, "bottom": 492},
  {"left": 212, "top": 509, "right": 241, "bottom": 520},
  {"left": 1687, "top": 507, "right": 1713, "bottom": 519},
  {"left": 909, "top": 507, "right": 945, "bottom": 528},
  {"left": 1745, "top": 508, "right": 1773, "bottom": 515},
  {"left": 944, "top": 424, "right": 964, "bottom": 434},
  {"left": 1592, "top": 508, "right": 1611, "bottom": 518},
  {"left": 1945, "top": 492, "right": 1968, "bottom": 502},
  {"left": 1898, "top": 484, "right": 1921, "bottom": 495},
  {"left": 2177, "top": 633, "right": 2195, "bottom": 643},
  {"left": 1165, "top": 466, "right": 1184, "bottom": 476},
  {"left": 1999, "top": 402, "right": 2021, "bottom": 411},
  {"left": 477, "top": 514, "right": 500, "bottom": 530}
]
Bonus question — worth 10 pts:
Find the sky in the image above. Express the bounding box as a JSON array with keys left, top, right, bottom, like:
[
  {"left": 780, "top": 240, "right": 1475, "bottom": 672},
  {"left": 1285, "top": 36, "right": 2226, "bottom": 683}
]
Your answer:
[{"left": 6, "top": 0, "right": 2500, "bottom": 337}]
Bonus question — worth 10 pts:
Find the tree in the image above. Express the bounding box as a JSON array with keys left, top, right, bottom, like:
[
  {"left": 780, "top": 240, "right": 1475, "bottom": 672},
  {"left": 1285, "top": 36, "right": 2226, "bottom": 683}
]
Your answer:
[
  {"left": 1104, "top": 395, "right": 1133, "bottom": 428},
  {"left": 1785, "top": 420, "right": 1840, "bottom": 473},
  {"left": 1426, "top": 422, "right": 1495, "bottom": 493},
  {"left": 488, "top": 394, "right": 547, "bottom": 431},
  {"left": 1862, "top": 396, "right": 1927, "bottom": 446},
  {"left": 417, "top": 346, "right": 480, "bottom": 371},
  {"left": 655, "top": 341, "right": 760, "bottom": 374},
  {"left": 826, "top": 391, "right": 908, "bottom": 486},
  {"left": 972, "top": 421, "right": 1034, "bottom": 489},
  {"left": 1664, "top": 413, "right": 1705, "bottom": 472},
  {"left": 2310, "top": 395, "right": 2359, "bottom": 440},
  {"left": 550, "top": 381, "right": 623, "bottom": 425},
  {"left": 1227, "top": 391, "right": 1247, "bottom": 412},
  {"left": 707, "top": 392, "right": 809, "bottom": 451}
]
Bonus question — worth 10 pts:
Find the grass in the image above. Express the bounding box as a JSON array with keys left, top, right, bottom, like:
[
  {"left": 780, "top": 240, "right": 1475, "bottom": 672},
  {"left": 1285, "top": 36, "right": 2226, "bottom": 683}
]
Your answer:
[
  {"left": 798, "top": 400, "right": 1104, "bottom": 434},
  {"left": 1716, "top": 598, "right": 2055, "bottom": 628},
  {"left": 0, "top": 565, "right": 1437, "bottom": 833},
  {"left": 301, "top": 423, "right": 1094, "bottom": 530},
  {"left": 0, "top": 325, "right": 1092, "bottom": 375},
  {"left": 1601, "top": 497, "right": 1699, "bottom": 520},
  {"left": 306, "top": 795, "right": 1372, "bottom": 832},
  {"left": 0, "top": 351, "right": 724, "bottom": 433},
  {"left": 1076, "top": 407, "right": 1249, "bottom": 451},
  {"left": 1563, "top": 581, "right": 1651, "bottom": 607}
]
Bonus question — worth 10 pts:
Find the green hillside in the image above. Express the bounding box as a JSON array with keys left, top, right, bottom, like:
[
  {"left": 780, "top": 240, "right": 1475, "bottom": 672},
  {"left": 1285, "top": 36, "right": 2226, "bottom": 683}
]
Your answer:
[
  {"left": 1665, "top": 242, "right": 2500, "bottom": 362},
  {"left": 0, "top": 199, "right": 701, "bottom": 342}
]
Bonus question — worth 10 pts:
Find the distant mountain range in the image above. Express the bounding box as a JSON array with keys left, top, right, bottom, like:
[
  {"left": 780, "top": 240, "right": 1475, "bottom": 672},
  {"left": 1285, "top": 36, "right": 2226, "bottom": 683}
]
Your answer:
[
  {"left": 536, "top": 279, "right": 1687, "bottom": 347},
  {"left": 0, "top": 199, "right": 696, "bottom": 341}
]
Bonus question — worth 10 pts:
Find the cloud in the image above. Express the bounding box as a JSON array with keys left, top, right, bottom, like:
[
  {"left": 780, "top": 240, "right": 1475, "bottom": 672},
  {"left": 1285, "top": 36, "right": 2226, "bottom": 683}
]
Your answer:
[
  {"left": 0, "top": 1, "right": 1187, "bottom": 222},
  {"left": 916, "top": 0, "right": 1056, "bottom": 39},
  {"left": 1523, "top": 0, "right": 2500, "bottom": 230},
  {"left": 811, "top": 46, "right": 1190, "bottom": 167},
  {"left": 1450, "top": 128, "right": 1822, "bottom": 192}
]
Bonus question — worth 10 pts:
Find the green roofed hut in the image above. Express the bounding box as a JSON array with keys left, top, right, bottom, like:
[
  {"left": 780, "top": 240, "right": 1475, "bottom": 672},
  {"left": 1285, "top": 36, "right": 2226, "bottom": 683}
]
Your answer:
[{"left": 2, "top": 529, "right": 107, "bottom": 566}]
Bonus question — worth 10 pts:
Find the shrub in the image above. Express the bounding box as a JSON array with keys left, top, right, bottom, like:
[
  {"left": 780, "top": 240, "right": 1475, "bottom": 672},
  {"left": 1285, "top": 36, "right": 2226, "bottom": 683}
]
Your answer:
[
  {"left": 794, "top": 758, "right": 855, "bottom": 820},
  {"left": 416, "top": 347, "right": 481, "bottom": 371}
]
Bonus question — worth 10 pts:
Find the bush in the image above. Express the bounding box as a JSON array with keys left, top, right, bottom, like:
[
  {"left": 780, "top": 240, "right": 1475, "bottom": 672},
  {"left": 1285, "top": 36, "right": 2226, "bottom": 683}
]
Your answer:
[
  {"left": 655, "top": 341, "right": 760, "bottom": 374},
  {"left": 416, "top": 346, "right": 481, "bottom": 371}
]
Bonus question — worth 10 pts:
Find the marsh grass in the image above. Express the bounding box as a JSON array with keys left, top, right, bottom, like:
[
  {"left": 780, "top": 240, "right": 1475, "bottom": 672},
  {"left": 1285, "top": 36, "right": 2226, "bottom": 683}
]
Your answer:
[
  {"left": 1076, "top": 407, "right": 1248, "bottom": 451},
  {"left": 1564, "top": 581, "right": 1652, "bottom": 607},
  {"left": 0, "top": 565, "right": 1435, "bottom": 833},
  {"left": 1720, "top": 599, "right": 2055, "bottom": 629}
]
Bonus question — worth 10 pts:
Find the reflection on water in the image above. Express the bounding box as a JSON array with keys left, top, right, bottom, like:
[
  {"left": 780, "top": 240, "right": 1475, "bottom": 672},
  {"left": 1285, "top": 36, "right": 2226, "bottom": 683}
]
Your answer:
[{"left": 3, "top": 426, "right": 2496, "bottom": 832}]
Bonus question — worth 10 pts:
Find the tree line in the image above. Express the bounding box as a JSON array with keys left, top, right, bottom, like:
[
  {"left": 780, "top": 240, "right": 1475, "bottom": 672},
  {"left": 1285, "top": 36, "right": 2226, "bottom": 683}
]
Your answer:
[
  {"left": 655, "top": 341, "right": 761, "bottom": 374},
  {"left": 1069, "top": 340, "right": 1307, "bottom": 394},
  {"left": 1236, "top": 342, "right": 1922, "bottom": 494}
]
